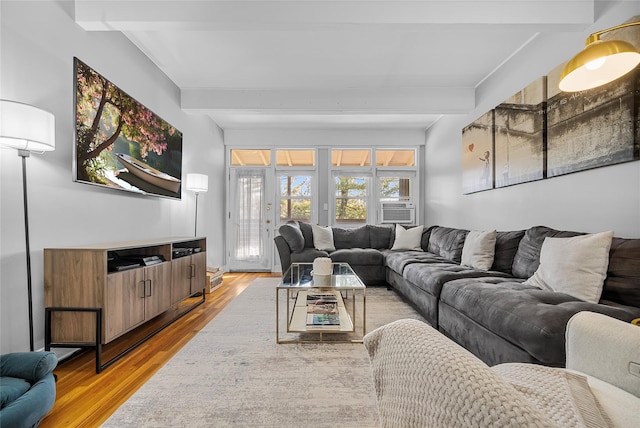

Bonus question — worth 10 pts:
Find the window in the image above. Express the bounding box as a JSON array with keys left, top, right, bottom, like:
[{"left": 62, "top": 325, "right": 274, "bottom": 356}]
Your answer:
[
  {"left": 230, "top": 149, "right": 271, "bottom": 166},
  {"left": 375, "top": 149, "right": 415, "bottom": 167},
  {"left": 279, "top": 174, "right": 313, "bottom": 223},
  {"left": 276, "top": 149, "right": 315, "bottom": 167},
  {"left": 331, "top": 149, "right": 371, "bottom": 166},
  {"left": 379, "top": 177, "right": 411, "bottom": 202},
  {"left": 334, "top": 175, "right": 369, "bottom": 225}
]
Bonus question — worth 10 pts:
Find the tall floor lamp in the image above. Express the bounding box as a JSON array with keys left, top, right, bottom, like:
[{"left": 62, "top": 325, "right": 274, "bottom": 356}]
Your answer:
[
  {"left": 0, "top": 100, "right": 56, "bottom": 352},
  {"left": 186, "top": 173, "right": 208, "bottom": 237}
]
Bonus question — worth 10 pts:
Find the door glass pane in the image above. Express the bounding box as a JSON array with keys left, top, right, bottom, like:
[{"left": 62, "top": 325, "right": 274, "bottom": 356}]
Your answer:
[
  {"left": 235, "top": 169, "right": 265, "bottom": 260},
  {"left": 279, "top": 175, "right": 312, "bottom": 223},
  {"left": 230, "top": 149, "right": 271, "bottom": 166},
  {"left": 375, "top": 149, "right": 415, "bottom": 166},
  {"left": 334, "top": 176, "right": 367, "bottom": 224},
  {"left": 276, "top": 150, "right": 315, "bottom": 166},
  {"left": 331, "top": 149, "right": 371, "bottom": 166}
]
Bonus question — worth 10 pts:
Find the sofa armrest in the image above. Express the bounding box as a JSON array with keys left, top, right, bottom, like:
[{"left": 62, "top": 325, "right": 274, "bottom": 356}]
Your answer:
[
  {"left": 274, "top": 235, "right": 292, "bottom": 275},
  {"left": 364, "top": 319, "right": 553, "bottom": 427},
  {"left": 0, "top": 352, "right": 57, "bottom": 383},
  {"left": 0, "top": 373, "right": 57, "bottom": 428},
  {"left": 566, "top": 311, "right": 640, "bottom": 398}
]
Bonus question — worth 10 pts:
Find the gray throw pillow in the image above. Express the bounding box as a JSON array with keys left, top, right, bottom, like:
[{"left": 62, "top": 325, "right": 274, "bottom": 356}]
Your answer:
[{"left": 279, "top": 223, "right": 305, "bottom": 253}]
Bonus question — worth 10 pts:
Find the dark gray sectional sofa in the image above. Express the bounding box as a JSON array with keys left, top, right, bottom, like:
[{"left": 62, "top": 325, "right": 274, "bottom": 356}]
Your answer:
[{"left": 274, "top": 222, "right": 640, "bottom": 367}]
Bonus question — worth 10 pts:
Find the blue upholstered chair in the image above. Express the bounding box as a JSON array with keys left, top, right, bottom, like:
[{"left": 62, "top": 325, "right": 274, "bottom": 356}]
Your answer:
[{"left": 0, "top": 351, "right": 57, "bottom": 428}]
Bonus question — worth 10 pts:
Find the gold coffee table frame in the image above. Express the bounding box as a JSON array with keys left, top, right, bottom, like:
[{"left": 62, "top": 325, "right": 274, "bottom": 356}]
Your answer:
[{"left": 276, "top": 262, "right": 366, "bottom": 344}]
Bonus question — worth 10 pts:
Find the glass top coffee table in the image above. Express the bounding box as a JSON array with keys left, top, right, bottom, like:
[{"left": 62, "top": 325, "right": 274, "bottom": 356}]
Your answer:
[{"left": 276, "top": 262, "right": 366, "bottom": 344}]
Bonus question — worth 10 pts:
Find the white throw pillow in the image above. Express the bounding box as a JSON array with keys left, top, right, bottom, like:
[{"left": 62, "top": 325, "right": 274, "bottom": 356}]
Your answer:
[
  {"left": 311, "top": 224, "right": 335, "bottom": 251},
  {"left": 523, "top": 231, "right": 614, "bottom": 303},
  {"left": 461, "top": 230, "right": 497, "bottom": 270},
  {"left": 391, "top": 224, "right": 424, "bottom": 251}
]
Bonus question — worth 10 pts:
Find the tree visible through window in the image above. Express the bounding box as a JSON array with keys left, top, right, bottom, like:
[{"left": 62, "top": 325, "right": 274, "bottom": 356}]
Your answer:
[
  {"left": 279, "top": 175, "right": 312, "bottom": 223},
  {"left": 335, "top": 176, "right": 368, "bottom": 223},
  {"left": 380, "top": 177, "right": 411, "bottom": 201}
]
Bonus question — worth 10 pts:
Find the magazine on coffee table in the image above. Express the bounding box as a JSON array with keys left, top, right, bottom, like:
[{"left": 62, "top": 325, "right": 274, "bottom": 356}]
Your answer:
[
  {"left": 307, "top": 302, "right": 338, "bottom": 314},
  {"left": 306, "top": 292, "right": 338, "bottom": 305}
]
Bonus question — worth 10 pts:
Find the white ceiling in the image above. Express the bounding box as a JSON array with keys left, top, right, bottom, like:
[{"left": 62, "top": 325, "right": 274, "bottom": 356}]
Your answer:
[{"left": 75, "top": 0, "right": 597, "bottom": 130}]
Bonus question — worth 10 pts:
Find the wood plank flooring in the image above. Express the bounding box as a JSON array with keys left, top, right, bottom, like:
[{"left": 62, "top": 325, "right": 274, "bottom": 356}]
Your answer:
[{"left": 39, "top": 272, "right": 280, "bottom": 428}]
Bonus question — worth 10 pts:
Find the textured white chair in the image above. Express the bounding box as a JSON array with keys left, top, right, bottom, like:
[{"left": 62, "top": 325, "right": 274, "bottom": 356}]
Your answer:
[{"left": 364, "top": 312, "right": 639, "bottom": 428}]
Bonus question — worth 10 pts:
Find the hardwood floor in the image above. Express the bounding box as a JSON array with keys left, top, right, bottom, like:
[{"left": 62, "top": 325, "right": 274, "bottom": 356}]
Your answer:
[{"left": 39, "top": 272, "right": 280, "bottom": 428}]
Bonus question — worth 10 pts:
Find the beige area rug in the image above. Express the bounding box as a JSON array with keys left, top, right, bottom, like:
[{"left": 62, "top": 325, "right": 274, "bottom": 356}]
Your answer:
[{"left": 103, "top": 278, "right": 424, "bottom": 428}]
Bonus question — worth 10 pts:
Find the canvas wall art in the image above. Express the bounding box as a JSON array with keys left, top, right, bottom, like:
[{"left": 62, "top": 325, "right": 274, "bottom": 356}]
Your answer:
[
  {"left": 494, "top": 77, "right": 546, "bottom": 188},
  {"left": 74, "top": 58, "right": 184, "bottom": 199},
  {"left": 545, "top": 24, "right": 640, "bottom": 178},
  {"left": 462, "top": 110, "right": 494, "bottom": 194},
  {"left": 546, "top": 64, "right": 639, "bottom": 177}
]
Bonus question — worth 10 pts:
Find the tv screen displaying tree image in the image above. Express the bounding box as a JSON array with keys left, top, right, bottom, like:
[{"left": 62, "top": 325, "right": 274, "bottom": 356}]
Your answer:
[{"left": 74, "top": 58, "right": 183, "bottom": 199}]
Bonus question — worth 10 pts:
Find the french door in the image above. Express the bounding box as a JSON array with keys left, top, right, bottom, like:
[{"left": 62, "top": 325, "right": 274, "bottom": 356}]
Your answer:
[{"left": 227, "top": 168, "right": 274, "bottom": 271}]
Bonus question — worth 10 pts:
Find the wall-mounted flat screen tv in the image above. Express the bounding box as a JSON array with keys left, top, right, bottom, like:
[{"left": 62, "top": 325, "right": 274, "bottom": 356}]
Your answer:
[{"left": 74, "top": 57, "right": 183, "bottom": 199}]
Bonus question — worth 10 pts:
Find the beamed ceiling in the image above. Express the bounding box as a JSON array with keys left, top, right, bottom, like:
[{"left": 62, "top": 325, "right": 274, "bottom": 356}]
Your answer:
[{"left": 74, "top": 0, "right": 601, "bottom": 130}]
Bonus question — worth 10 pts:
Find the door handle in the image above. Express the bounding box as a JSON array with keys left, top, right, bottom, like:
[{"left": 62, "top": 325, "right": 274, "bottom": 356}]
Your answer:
[
  {"left": 146, "top": 279, "right": 152, "bottom": 297},
  {"left": 140, "top": 280, "right": 146, "bottom": 298}
]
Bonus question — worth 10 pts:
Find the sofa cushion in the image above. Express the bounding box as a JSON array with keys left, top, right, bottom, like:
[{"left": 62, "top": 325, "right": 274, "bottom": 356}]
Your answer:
[
  {"left": 311, "top": 224, "right": 335, "bottom": 251},
  {"left": 439, "top": 277, "right": 640, "bottom": 365},
  {"left": 333, "top": 225, "right": 369, "bottom": 249},
  {"left": 279, "top": 223, "right": 305, "bottom": 253},
  {"left": 420, "top": 225, "right": 437, "bottom": 252},
  {"left": 427, "top": 227, "right": 469, "bottom": 262},
  {"left": 602, "top": 237, "right": 640, "bottom": 307},
  {"left": 403, "top": 262, "right": 511, "bottom": 297},
  {"left": 290, "top": 248, "right": 330, "bottom": 263},
  {"left": 330, "top": 248, "right": 384, "bottom": 266},
  {"left": 524, "top": 231, "right": 614, "bottom": 303},
  {"left": 461, "top": 230, "right": 497, "bottom": 270},
  {"left": 0, "top": 376, "right": 31, "bottom": 409},
  {"left": 491, "top": 230, "right": 525, "bottom": 274},
  {"left": 385, "top": 251, "right": 448, "bottom": 274},
  {"left": 511, "top": 226, "right": 584, "bottom": 279},
  {"left": 368, "top": 225, "right": 394, "bottom": 249},
  {"left": 297, "top": 222, "right": 315, "bottom": 248},
  {"left": 391, "top": 224, "right": 424, "bottom": 251}
]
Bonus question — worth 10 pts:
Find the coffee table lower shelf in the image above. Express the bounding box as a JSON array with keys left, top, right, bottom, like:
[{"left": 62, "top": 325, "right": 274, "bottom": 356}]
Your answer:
[{"left": 276, "top": 288, "right": 365, "bottom": 344}]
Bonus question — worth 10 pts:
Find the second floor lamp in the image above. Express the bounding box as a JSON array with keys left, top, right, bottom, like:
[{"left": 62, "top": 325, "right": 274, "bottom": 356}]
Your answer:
[{"left": 186, "top": 173, "right": 208, "bottom": 236}]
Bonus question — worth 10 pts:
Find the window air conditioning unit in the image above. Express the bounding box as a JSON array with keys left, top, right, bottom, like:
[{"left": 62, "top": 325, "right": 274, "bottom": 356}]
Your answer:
[{"left": 380, "top": 202, "right": 415, "bottom": 224}]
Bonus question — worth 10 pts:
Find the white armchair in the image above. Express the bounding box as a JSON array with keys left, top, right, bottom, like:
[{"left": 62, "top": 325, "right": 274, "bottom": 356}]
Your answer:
[{"left": 363, "top": 312, "right": 640, "bottom": 428}]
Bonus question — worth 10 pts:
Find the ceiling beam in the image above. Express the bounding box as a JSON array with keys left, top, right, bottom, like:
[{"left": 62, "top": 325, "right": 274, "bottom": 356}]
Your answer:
[
  {"left": 75, "top": 1, "right": 594, "bottom": 31},
  {"left": 181, "top": 87, "right": 475, "bottom": 114}
]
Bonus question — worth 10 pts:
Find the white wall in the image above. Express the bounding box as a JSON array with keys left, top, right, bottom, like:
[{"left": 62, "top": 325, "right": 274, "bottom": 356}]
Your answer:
[
  {"left": 425, "top": 1, "right": 640, "bottom": 238},
  {"left": 0, "top": 1, "right": 225, "bottom": 353}
]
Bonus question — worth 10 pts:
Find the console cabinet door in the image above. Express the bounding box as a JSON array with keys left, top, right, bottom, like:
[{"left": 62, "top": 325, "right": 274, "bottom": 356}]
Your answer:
[
  {"left": 106, "top": 269, "right": 145, "bottom": 343},
  {"left": 190, "top": 252, "right": 207, "bottom": 294},
  {"left": 144, "top": 262, "right": 172, "bottom": 319},
  {"left": 171, "top": 257, "right": 193, "bottom": 304}
]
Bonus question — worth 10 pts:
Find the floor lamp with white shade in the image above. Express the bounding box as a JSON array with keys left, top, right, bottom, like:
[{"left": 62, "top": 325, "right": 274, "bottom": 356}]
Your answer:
[
  {"left": 0, "top": 99, "right": 56, "bottom": 352},
  {"left": 186, "top": 173, "right": 208, "bottom": 237}
]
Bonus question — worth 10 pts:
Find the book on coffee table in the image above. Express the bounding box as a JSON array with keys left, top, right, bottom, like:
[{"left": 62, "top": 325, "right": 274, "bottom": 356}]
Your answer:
[{"left": 307, "top": 313, "right": 340, "bottom": 326}]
